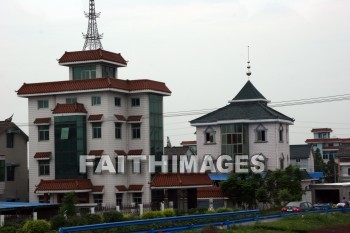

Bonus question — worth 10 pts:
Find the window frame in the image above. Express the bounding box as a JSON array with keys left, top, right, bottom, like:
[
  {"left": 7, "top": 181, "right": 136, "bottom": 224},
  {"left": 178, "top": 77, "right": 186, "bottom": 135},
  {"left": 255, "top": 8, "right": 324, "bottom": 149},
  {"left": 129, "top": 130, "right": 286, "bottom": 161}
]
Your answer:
[
  {"left": 116, "top": 193, "right": 123, "bottom": 207},
  {"left": 92, "top": 122, "right": 102, "bottom": 139},
  {"left": 132, "top": 193, "right": 142, "bottom": 205},
  {"left": 38, "top": 125, "right": 50, "bottom": 141},
  {"left": 66, "top": 97, "right": 77, "bottom": 104},
  {"left": 279, "top": 124, "right": 284, "bottom": 143},
  {"left": 131, "top": 98, "right": 140, "bottom": 107},
  {"left": 39, "top": 160, "right": 50, "bottom": 176},
  {"left": 0, "top": 160, "right": 5, "bottom": 181},
  {"left": 6, "top": 165, "right": 15, "bottom": 181},
  {"left": 115, "top": 122, "right": 122, "bottom": 139},
  {"left": 38, "top": 100, "right": 49, "bottom": 109},
  {"left": 93, "top": 194, "right": 103, "bottom": 205},
  {"left": 131, "top": 123, "right": 141, "bottom": 139},
  {"left": 91, "top": 96, "right": 101, "bottom": 106},
  {"left": 6, "top": 132, "right": 14, "bottom": 148},
  {"left": 255, "top": 124, "right": 267, "bottom": 143},
  {"left": 204, "top": 127, "right": 216, "bottom": 144},
  {"left": 114, "top": 97, "right": 121, "bottom": 107}
]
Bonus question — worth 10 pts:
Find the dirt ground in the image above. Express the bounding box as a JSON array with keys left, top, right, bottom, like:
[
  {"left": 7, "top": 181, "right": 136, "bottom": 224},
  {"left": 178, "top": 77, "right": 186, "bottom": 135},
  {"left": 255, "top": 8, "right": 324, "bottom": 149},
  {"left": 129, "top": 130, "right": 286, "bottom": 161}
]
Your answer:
[{"left": 309, "top": 225, "right": 350, "bottom": 233}]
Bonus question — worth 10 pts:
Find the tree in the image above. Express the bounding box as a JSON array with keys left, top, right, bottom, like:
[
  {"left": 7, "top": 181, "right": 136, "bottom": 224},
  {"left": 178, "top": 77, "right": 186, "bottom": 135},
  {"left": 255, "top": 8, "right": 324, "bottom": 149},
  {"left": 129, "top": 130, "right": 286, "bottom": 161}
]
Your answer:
[
  {"left": 325, "top": 157, "right": 338, "bottom": 183},
  {"left": 314, "top": 148, "right": 325, "bottom": 172},
  {"left": 59, "top": 192, "right": 78, "bottom": 217},
  {"left": 256, "top": 187, "right": 269, "bottom": 209}
]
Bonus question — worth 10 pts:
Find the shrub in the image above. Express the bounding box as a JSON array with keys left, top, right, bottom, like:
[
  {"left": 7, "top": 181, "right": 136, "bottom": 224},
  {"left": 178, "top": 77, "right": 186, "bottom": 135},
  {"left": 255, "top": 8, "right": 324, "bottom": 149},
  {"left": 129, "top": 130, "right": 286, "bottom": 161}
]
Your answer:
[
  {"left": 50, "top": 214, "right": 66, "bottom": 229},
  {"left": 84, "top": 213, "right": 102, "bottom": 225},
  {"left": 102, "top": 211, "right": 124, "bottom": 223},
  {"left": 174, "top": 209, "right": 186, "bottom": 216},
  {"left": 65, "top": 216, "right": 88, "bottom": 227},
  {"left": 0, "top": 226, "right": 17, "bottom": 233},
  {"left": 187, "top": 208, "right": 208, "bottom": 215},
  {"left": 141, "top": 210, "right": 165, "bottom": 219},
  {"left": 162, "top": 208, "right": 176, "bottom": 217},
  {"left": 216, "top": 207, "right": 233, "bottom": 213},
  {"left": 123, "top": 213, "right": 140, "bottom": 221},
  {"left": 22, "top": 220, "right": 50, "bottom": 233}
]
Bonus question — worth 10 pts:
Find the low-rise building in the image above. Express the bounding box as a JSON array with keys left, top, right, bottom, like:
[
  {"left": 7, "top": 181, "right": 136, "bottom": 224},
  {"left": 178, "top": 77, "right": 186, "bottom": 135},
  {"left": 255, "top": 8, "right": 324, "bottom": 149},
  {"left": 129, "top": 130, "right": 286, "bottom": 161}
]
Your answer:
[{"left": 290, "top": 144, "right": 314, "bottom": 172}]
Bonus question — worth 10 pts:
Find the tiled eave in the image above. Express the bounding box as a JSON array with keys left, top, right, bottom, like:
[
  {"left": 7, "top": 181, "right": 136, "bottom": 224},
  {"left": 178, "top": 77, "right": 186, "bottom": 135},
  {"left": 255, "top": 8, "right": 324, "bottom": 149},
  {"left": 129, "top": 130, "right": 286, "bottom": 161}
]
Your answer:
[{"left": 191, "top": 119, "right": 294, "bottom": 127}]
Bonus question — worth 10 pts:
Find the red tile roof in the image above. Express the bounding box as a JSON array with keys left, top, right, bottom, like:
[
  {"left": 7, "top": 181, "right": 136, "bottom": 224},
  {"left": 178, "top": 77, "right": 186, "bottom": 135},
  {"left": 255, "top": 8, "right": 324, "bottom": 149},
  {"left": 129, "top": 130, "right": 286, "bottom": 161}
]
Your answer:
[
  {"left": 128, "top": 150, "right": 143, "bottom": 155},
  {"left": 128, "top": 185, "right": 143, "bottom": 191},
  {"left": 58, "top": 49, "right": 127, "bottom": 66},
  {"left": 115, "top": 150, "right": 127, "bottom": 156},
  {"left": 35, "top": 179, "right": 93, "bottom": 193},
  {"left": 92, "top": 185, "right": 104, "bottom": 193},
  {"left": 17, "top": 78, "right": 171, "bottom": 96},
  {"left": 323, "top": 146, "right": 339, "bottom": 150},
  {"left": 311, "top": 128, "right": 333, "bottom": 133},
  {"left": 197, "top": 187, "right": 227, "bottom": 198},
  {"left": 306, "top": 138, "right": 350, "bottom": 143},
  {"left": 180, "top": 141, "right": 197, "bottom": 146},
  {"left": 52, "top": 103, "right": 87, "bottom": 114},
  {"left": 114, "top": 115, "right": 126, "bottom": 121},
  {"left": 88, "top": 114, "right": 103, "bottom": 121},
  {"left": 89, "top": 150, "right": 104, "bottom": 156},
  {"left": 115, "top": 185, "right": 128, "bottom": 192},
  {"left": 33, "top": 117, "right": 51, "bottom": 125},
  {"left": 34, "top": 152, "right": 51, "bottom": 159},
  {"left": 127, "top": 115, "right": 142, "bottom": 122},
  {"left": 150, "top": 173, "right": 213, "bottom": 188}
]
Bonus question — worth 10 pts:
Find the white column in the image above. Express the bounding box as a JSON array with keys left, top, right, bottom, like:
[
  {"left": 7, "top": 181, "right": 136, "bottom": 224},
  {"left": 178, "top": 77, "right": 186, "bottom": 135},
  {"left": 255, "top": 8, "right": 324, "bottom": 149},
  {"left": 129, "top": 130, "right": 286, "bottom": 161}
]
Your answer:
[
  {"left": 33, "top": 212, "right": 37, "bottom": 220},
  {"left": 139, "top": 204, "right": 143, "bottom": 216},
  {"left": 0, "top": 215, "right": 4, "bottom": 227}
]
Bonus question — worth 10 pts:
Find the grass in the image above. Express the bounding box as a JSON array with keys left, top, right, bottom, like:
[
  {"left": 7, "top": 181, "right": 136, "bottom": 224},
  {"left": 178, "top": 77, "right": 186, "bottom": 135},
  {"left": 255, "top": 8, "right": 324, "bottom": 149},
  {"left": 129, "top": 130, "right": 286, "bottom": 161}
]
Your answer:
[{"left": 216, "top": 213, "right": 350, "bottom": 233}]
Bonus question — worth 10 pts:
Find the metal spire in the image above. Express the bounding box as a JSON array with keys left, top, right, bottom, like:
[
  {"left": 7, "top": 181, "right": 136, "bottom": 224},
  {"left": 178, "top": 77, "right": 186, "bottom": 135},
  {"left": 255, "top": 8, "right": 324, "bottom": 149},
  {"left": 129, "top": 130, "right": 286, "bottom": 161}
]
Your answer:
[
  {"left": 82, "top": 0, "right": 103, "bottom": 50},
  {"left": 246, "top": 46, "right": 252, "bottom": 79}
]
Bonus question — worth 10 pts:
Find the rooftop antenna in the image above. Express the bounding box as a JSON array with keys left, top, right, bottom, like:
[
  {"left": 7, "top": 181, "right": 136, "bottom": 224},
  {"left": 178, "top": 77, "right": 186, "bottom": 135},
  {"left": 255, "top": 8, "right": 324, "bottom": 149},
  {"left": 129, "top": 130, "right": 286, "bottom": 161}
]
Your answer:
[
  {"left": 82, "top": 0, "right": 103, "bottom": 50},
  {"left": 246, "top": 46, "right": 252, "bottom": 80}
]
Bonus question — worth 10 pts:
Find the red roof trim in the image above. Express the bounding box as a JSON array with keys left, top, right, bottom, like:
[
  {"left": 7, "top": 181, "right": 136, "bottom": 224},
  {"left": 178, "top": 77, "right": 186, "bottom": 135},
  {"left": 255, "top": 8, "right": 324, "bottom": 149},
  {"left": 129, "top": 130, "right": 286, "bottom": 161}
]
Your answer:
[
  {"left": 92, "top": 185, "right": 104, "bottom": 193},
  {"left": 88, "top": 150, "right": 104, "bottom": 156},
  {"left": 150, "top": 173, "right": 212, "bottom": 187},
  {"left": 115, "top": 185, "right": 128, "bottom": 192},
  {"left": 127, "top": 115, "right": 142, "bottom": 122},
  {"left": 128, "top": 150, "right": 143, "bottom": 155},
  {"left": 128, "top": 185, "right": 143, "bottom": 191},
  {"left": 34, "top": 152, "right": 52, "bottom": 159},
  {"left": 306, "top": 138, "right": 350, "bottom": 143},
  {"left": 197, "top": 187, "right": 227, "bottom": 198},
  {"left": 88, "top": 114, "right": 103, "bottom": 121},
  {"left": 115, "top": 150, "right": 127, "bottom": 156},
  {"left": 311, "top": 128, "right": 333, "bottom": 133},
  {"left": 35, "top": 179, "right": 93, "bottom": 192},
  {"left": 33, "top": 117, "right": 51, "bottom": 125},
  {"left": 59, "top": 49, "right": 127, "bottom": 66},
  {"left": 180, "top": 141, "right": 197, "bottom": 146},
  {"left": 52, "top": 103, "right": 87, "bottom": 114},
  {"left": 17, "top": 78, "right": 171, "bottom": 96},
  {"left": 114, "top": 115, "right": 126, "bottom": 121}
]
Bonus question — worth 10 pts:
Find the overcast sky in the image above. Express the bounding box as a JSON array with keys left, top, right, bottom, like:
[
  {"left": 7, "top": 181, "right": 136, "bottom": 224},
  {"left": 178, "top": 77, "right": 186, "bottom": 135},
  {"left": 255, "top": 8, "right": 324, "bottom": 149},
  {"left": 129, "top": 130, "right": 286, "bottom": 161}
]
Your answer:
[{"left": 1, "top": 0, "right": 349, "bottom": 146}]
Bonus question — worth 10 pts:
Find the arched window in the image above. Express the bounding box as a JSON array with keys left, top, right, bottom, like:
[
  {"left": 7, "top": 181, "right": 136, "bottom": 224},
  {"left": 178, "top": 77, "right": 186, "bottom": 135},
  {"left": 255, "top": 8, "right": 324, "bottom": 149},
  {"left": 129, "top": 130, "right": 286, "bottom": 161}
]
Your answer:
[
  {"left": 255, "top": 124, "right": 267, "bottom": 142},
  {"left": 204, "top": 127, "right": 216, "bottom": 144}
]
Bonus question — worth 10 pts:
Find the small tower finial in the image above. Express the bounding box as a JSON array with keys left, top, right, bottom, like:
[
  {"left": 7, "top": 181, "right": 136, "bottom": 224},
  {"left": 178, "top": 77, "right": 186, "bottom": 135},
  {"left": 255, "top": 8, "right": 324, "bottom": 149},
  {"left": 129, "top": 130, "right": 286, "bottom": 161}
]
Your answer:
[
  {"left": 82, "top": 0, "right": 103, "bottom": 50},
  {"left": 246, "top": 46, "right": 252, "bottom": 79}
]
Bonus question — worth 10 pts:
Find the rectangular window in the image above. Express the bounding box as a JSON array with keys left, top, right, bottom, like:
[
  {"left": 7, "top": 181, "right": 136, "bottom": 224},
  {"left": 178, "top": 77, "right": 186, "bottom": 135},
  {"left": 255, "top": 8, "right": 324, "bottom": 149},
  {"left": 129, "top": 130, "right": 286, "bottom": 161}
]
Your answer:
[
  {"left": 38, "top": 125, "right": 49, "bottom": 141},
  {"left": 257, "top": 130, "right": 266, "bottom": 142},
  {"left": 131, "top": 98, "right": 140, "bottom": 107},
  {"left": 115, "top": 123, "right": 122, "bottom": 139},
  {"left": 39, "top": 160, "right": 50, "bottom": 176},
  {"left": 92, "top": 122, "right": 102, "bottom": 138},
  {"left": 132, "top": 123, "right": 141, "bottom": 139},
  {"left": 0, "top": 160, "right": 5, "bottom": 181},
  {"left": 102, "top": 65, "right": 116, "bottom": 78},
  {"left": 92, "top": 96, "right": 101, "bottom": 106},
  {"left": 205, "top": 131, "right": 215, "bottom": 144},
  {"left": 6, "top": 133, "right": 14, "bottom": 148},
  {"left": 132, "top": 193, "right": 142, "bottom": 205},
  {"left": 348, "top": 168, "right": 350, "bottom": 176},
  {"left": 131, "top": 160, "right": 142, "bottom": 174},
  {"left": 6, "top": 165, "right": 15, "bottom": 181},
  {"left": 93, "top": 194, "right": 103, "bottom": 205},
  {"left": 115, "top": 97, "right": 121, "bottom": 106},
  {"left": 279, "top": 125, "right": 284, "bottom": 142},
  {"left": 116, "top": 193, "right": 123, "bottom": 207},
  {"left": 72, "top": 65, "right": 96, "bottom": 80},
  {"left": 38, "top": 100, "right": 49, "bottom": 109},
  {"left": 296, "top": 158, "right": 301, "bottom": 163},
  {"left": 323, "top": 153, "right": 329, "bottom": 160},
  {"left": 66, "top": 98, "right": 77, "bottom": 104}
]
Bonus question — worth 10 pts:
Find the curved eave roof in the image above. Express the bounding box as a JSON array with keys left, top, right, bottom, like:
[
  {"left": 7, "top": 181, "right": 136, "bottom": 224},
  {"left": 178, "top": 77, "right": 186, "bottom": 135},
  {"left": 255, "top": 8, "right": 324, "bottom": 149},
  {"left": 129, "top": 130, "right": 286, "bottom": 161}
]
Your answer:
[
  {"left": 190, "top": 101, "right": 294, "bottom": 125},
  {"left": 17, "top": 77, "right": 171, "bottom": 97}
]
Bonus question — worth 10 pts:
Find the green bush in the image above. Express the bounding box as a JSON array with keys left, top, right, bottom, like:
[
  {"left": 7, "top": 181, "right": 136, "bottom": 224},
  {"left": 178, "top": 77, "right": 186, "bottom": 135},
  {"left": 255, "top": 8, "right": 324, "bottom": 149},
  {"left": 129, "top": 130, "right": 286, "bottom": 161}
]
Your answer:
[
  {"left": 0, "top": 226, "right": 17, "bottom": 233},
  {"left": 174, "top": 209, "right": 186, "bottom": 216},
  {"left": 141, "top": 210, "right": 165, "bottom": 219},
  {"left": 84, "top": 213, "right": 102, "bottom": 225},
  {"left": 22, "top": 220, "right": 50, "bottom": 233},
  {"left": 65, "top": 216, "right": 88, "bottom": 227},
  {"left": 50, "top": 214, "right": 66, "bottom": 229},
  {"left": 216, "top": 207, "right": 233, "bottom": 213},
  {"left": 187, "top": 208, "right": 208, "bottom": 215},
  {"left": 123, "top": 213, "right": 140, "bottom": 221},
  {"left": 162, "top": 208, "right": 176, "bottom": 217},
  {"left": 102, "top": 211, "right": 124, "bottom": 223}
]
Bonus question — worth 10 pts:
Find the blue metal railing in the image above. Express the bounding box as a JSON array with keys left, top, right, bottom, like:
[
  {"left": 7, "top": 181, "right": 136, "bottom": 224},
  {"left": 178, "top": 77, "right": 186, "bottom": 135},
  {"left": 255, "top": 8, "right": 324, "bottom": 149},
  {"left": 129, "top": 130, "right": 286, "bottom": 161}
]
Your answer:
[{"left": 58, "top": 207, "right": 350, "bottom": 233}]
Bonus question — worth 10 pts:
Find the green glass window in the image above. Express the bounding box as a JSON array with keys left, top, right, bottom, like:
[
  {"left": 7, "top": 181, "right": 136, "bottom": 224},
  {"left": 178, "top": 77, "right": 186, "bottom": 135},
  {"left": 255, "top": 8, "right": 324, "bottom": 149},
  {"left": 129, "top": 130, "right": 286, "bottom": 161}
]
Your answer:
[
  {"left": 115, "top": 123, "right": 122, "bottom": 139},
  {"left": 132, "top": 123, "right": 141, "bottom": 139},
  {"left": 221, "top": 124, "right": 248, "bottom": 156},
  {"left": 38, "top": 100, "right": 49, "bottom": 109},
  {"left": 92, "top": 96, "right": 101, "bottom": 106},
  {"left": 102, "top": 65, "right": 116, "bottom": 78},
  {"left": 72, "top": 65, "right": 96, "bottom": 80},
  {"left": 39, "top": 160, "right": 50, "bottom": 176},
  {"left": 38, "top": 125, "right": 49, "bottom": 141},
  {"left": 92, "top": 122, "right": 102, "bottom": 138},
  {"left": 66, "top": 98, "right": 77, "bottom": 104},
  {"left": 0, "top": 160, "right": 5, "bottom": 181}
]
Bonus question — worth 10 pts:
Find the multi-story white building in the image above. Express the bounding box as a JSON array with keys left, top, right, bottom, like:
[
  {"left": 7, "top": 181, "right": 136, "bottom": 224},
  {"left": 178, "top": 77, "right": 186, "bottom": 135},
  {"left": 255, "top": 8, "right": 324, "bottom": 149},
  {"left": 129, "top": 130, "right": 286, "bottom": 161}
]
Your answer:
[
  {"left": 17, "top": 49, "right": 171, "bottom": 205},
  {"left": 190, "top": 80, "right": 294, "bottom": 171}
]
